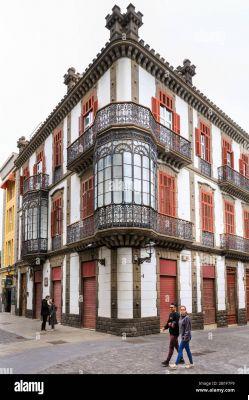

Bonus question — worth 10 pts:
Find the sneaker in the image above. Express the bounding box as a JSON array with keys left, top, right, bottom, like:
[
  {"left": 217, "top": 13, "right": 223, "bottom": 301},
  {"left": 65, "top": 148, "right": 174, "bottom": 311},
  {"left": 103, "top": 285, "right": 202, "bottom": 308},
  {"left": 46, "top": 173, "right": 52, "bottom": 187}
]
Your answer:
[
  {"left": 169, "top": 364, "right": 178, "bottom": 370},
  {"left": 179, "top": 359, "right": 185, "bottom": 364},
  {"left": 185, "top": 364, "right": 194, "bottom": 369},
  {"left": 161, "top": 361, "right": 169, "bottom": 367}
]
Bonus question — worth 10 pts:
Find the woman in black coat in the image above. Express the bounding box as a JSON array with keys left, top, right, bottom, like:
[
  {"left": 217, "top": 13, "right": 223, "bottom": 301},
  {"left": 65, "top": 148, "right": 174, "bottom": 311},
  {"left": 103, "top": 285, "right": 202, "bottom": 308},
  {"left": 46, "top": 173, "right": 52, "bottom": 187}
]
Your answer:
[
  {"left": 49, "top": 299, "right": 57, "bottom": 330},
  {"left": 40, "top": 296, "right": 50, "bottom": 331}
]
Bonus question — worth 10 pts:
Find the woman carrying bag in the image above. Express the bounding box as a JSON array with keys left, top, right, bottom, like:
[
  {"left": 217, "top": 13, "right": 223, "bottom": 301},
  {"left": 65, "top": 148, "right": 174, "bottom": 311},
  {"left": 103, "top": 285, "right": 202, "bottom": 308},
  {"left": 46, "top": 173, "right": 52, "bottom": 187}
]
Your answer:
[{"left": 49, "top": 299, "right": 58, "bottom": 331}]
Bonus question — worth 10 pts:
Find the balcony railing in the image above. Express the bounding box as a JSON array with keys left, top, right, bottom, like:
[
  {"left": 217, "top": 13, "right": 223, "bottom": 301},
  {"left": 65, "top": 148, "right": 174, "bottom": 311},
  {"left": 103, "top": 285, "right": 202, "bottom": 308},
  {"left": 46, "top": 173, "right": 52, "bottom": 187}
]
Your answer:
[
  {"left": 67, "top": 216, "right": 94, "bottom": 245},
  {"left": 21, "top": 238, "right": 48, "bottom": 257},
  {"left": 67, "top": 205, "right": 193, "bottom": 246},
  {"left": 67, "top": 102, "right": 191, "bottom": 167},
  {"left": 52, "top": 235, "right": 62, "bottom": 251},
  {"left": 218, "top": 166, "right": 249, "bottom": 194},
  {"left": 199, "top": 158, "right": 212, "bottom": 177},
  {"left": 95, "top": 204, "right": 156, "bottom": 230},
  {"left": 23, "top": 174, "right": 49, "bottom": 195},
  {"left": 220, "top": 233, "right": 249, "bottom": 253},
  {"left": 157, "top": 213, "right": 193, "bottom": 241},
  {"left": 202, "top": 231, "right": 215, "bottom": 247}
]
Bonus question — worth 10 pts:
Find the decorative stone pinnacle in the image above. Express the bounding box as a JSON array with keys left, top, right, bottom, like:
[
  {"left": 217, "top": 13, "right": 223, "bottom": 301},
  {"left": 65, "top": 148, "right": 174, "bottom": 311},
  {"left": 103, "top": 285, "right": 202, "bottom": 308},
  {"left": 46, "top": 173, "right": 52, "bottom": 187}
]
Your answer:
[
  {"left": 64, "top": 67, "right": 82, "bottom": 92},
  {"left": 105, "top": 3, "right": 143, "bottom": 41},
  {"left": 17, "top": 136, "right": 29, "bottom": 153},
  {"left": 176, "top": 59, "right": 196, "bottom": 86}
]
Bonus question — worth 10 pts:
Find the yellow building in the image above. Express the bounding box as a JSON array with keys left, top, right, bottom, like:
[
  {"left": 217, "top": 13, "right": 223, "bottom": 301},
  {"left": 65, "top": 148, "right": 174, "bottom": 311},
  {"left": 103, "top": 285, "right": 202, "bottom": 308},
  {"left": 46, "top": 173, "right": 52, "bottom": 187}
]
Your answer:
[{"left": 0, "top": 153, "right": 18, "bottom": 312}]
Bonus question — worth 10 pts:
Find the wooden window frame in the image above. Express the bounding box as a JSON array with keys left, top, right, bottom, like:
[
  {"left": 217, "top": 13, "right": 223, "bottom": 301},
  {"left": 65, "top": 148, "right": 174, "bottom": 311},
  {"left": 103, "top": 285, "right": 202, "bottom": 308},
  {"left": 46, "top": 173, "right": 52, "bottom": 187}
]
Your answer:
[
  {"left": 79, "top": 95, "right": 98, "bottom": 135},
  {"left": 51, "top": 196, "right": 63, "bottom": 237},
  {"left": 158, "top": 171, "right": 177, "bottom": 217},
  {"left": 151, "top": 90, "right": 180, "bottom": 134},
  {"left": 201, "top": 190, "right": 214, "bottom": 233},
  {"left": 224, "top": 200, "right": 235, "bottom": 235},
  {"left": 81, "top": 176, "right": 94, "bottom": 220},
  {"left": 222, "top": 139, "right": 234, "bottom": 169}
]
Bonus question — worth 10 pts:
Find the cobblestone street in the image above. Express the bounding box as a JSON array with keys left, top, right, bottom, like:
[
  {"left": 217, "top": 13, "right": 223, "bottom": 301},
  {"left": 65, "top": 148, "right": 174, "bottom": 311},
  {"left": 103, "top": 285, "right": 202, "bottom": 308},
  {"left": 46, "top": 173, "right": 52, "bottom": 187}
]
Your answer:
[{"left": 0, "top": 313, "right": 248, "bottom": 374}]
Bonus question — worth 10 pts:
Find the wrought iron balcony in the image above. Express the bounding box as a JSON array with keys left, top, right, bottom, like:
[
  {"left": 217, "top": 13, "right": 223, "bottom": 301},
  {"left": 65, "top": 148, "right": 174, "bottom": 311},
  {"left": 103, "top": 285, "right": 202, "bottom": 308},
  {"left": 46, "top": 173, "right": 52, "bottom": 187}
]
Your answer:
[
  {"left": 199, "top": 158, "right": 212, "bottom": 177},
  {"left": 21, "top": 238, "right": 48, "bottom": 258},
  {"left": 67, "top": 216, "right": 94, "bottom": 245},
  {"left": 67, "top": 205, "right": 193, "bottom": 247},
  {"left": 67, "top": 102, "right": 192, "bottom": 172},
  {"left": 218, "top": 166, "right": 249, "bottom": 202},
  {"left": 23, "top": 174, "right": 49, "bottom": 195},
  {"left": 95, "top": 204, "right": 156, "bottom": 231},
  {"left": 51, "top": 235, "right": 62, "bottom": 251},
  {"left": 157, "top": 213, "right": 193, "bottom": 241},
  {"left": 201, "top": 231, "right": 215, "bottom": 247},
  {"left": 220, "top": 233, "right": 249, "bottom": 254}
]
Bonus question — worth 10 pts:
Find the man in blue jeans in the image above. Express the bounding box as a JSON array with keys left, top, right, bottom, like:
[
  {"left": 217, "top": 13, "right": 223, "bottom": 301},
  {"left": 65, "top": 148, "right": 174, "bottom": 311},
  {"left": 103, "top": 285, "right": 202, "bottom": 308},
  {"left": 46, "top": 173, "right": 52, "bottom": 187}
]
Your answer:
[{"left": 170, "top": 305, "right": 194, "bottom": 369}]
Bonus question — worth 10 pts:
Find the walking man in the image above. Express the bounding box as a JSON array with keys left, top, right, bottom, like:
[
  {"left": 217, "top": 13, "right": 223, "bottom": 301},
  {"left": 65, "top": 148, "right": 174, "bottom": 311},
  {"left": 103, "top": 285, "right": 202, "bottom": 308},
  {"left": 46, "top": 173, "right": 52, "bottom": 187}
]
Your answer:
[
  {"left": 170, "top": 305, "right": 194, "bottom": 369},
  {"left": 41, "top": 295, "right": 50, "bottom": 332},
  {"left": 162, "top": 303, "right": 184, "bottom": 367}
]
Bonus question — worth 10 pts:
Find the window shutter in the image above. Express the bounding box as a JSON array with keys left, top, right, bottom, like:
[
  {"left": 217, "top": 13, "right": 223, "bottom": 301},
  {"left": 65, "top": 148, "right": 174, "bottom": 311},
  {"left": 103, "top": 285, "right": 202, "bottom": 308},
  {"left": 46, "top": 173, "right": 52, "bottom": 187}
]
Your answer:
[
  {"left": 33, "top": 164, "right": 38, "bottom": 175},
  {"left": 205, "top": 135, "right": 211, "bottom": 163},
  {"left": 51, "top": 208, "right": 55, "bottom": 237},
  {"left": 20, "top": 176, "right": 24, "bottom": 196},
  {"left": 230, "top": 151, "right": 234, "bottom": 169},
  {"left": 173, "top": 112, "right": 180, "bottom": 134},
  {"left": 222, "top": 140, "right": 229, "bottom": 166},
  {"left": 195, "top": 128, "right": 201, "bottom": 156},
  {"left": 158, "top": 172, "right": 176, "bottom": 217},
  {"left": 58, "top": 198, "right": 62, "bottom": 235},
  {"left": 151, "top": 97, "right": 160, "bottom": 122},
  {"left": 239, "top": 158, "right": 244, "bottom": 175},
  {"left": 244, "top": 210, "right": 249, "bottom": 239},
  {"left": 93, "top": 99, "right": 98, "bottom": 117}
]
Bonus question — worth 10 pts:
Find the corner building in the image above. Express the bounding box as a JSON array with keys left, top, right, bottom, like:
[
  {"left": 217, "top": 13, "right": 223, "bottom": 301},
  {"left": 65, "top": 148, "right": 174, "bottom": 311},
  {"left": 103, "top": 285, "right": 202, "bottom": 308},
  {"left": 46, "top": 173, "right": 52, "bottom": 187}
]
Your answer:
[{"left": 14, "top": 4, "right": 249, "bottom": 335}]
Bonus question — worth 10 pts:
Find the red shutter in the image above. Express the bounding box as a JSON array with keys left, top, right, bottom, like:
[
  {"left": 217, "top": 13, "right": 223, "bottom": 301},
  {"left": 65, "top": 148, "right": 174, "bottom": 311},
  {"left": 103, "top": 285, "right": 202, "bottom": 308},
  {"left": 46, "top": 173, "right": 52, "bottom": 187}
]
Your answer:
[
  {"left": 195, "top": 128, "right": 201, "bottom": 156},
  {"left": 151, "top": 97, "right": 160, "bottom": 122},
  {"left": 54, "top": 130, "right": 62, "bottom": 167},
  {"left": 244, "top": 211, "right": 249, "bottom": 239},
  {"left": 93, "top": 99, "right": 98, "bottom": 117},
  {"left": 230, "top": 151, "right": 234, "bottom": 169},
  {"left": 59, "top": 198, "right": 62, "bottom": 235},
  {"left": 225, "top": 201, "right": 235, "bottom": 235},
  {"left": 201, "top": 191, "right": 214, "bottom": 233},
  {"left": 239, "top": 158, "right": 244, "bottom": 175},
  {"left": 51, "top": 208, "right": 55, "bottom": 237},
  {"left": 82, "top": 177, "right": 94, "bottom": 219},
  {"left": 222, "top": 146, "right": 227, "bottom": 166},
  {"left": 158, "top": 172, "right": 176, "bottom": 217},
  {"left": 33, "top": 164, "right": 38, "bottom": 175},
  {"left": 173, "top": 112, "right": 180, "bottom": 134},
  {"left": 20, "top": 176, "right": 24, "bottom": 196}
]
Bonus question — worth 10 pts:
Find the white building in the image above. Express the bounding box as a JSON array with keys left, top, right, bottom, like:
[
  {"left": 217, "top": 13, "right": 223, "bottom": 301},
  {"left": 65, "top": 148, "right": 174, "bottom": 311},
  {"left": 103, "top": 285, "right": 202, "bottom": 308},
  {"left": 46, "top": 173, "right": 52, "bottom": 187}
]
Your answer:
[{"left": 13, "top": 4, "right": 249, "bottom": 335}]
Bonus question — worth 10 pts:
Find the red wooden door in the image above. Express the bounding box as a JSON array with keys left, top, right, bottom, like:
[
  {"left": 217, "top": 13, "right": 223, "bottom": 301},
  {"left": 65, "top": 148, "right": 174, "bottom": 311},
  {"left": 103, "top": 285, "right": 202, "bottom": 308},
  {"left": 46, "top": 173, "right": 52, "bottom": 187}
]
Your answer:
[
  {"left": 246, "top": 271, "right": 249, "bottom": 321},
  {"left": 35, "top": 283, "right": 42, "bottom": 319},
  {"left": 82, "top": 261, "right": 96, "bottom": 329},
  {"left": 160, "top": 260, "right": 177, "bottom": 327},
  {"left": 53, "top": 281, "right": 62, "bottom": 322},
  {"left": 203, "top": 278, "right": 216, "bottom": 324},
  {"left": 227, "top": 269, "right": 237, "bottom": 324},
  {"left": 83, "top": 277, "right": 96, "bottom": 328}
]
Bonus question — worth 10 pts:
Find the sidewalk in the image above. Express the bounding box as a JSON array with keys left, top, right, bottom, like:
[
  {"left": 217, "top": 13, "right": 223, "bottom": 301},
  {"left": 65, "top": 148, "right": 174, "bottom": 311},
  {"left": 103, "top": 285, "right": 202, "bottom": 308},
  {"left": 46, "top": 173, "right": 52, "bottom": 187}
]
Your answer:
[{"left": 0, "top": 312, "right": 115, "bottom": 357}]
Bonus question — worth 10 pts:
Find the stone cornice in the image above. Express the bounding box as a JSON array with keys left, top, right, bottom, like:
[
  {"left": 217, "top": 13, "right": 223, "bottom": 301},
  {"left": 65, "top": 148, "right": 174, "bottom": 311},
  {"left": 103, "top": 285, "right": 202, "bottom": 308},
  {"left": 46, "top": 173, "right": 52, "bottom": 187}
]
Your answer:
[{"left": 15, "top": 38, "right": 249, "bottom": 168}]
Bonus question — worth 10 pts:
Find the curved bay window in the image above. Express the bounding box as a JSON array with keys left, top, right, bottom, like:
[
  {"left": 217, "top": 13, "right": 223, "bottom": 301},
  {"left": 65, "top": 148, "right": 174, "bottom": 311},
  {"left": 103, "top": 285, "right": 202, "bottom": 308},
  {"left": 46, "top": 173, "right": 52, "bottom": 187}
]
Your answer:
[
  {"left": 22, "top": 192, "right": 48, "bottom": 257},
  {"left": 94, "top": 131, "right": 157, "bottom": 230},
  {"left": 94, "top": 131, "right": 157, "bottom": 209}
]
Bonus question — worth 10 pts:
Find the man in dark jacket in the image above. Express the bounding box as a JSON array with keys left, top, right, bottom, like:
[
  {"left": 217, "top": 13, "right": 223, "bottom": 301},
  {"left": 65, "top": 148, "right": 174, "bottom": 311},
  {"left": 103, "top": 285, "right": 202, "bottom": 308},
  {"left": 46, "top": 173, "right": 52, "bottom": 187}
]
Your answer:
[
  {"left": 41, "top": 296, "right": 50, "bottom": 332},
  {"left": 161, "top": 303, "right": 184, "bottom": 367},
  {"left": 170, "top": 305, "right": 194, "bottom": 369}
]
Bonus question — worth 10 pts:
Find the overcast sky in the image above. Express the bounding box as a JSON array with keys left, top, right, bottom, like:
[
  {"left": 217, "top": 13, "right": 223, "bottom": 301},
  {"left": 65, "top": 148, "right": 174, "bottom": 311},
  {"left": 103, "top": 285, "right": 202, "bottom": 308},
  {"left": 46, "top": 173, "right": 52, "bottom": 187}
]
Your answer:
[{"left": 0, "top": 0, "right": 248, "bottom": 247}]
